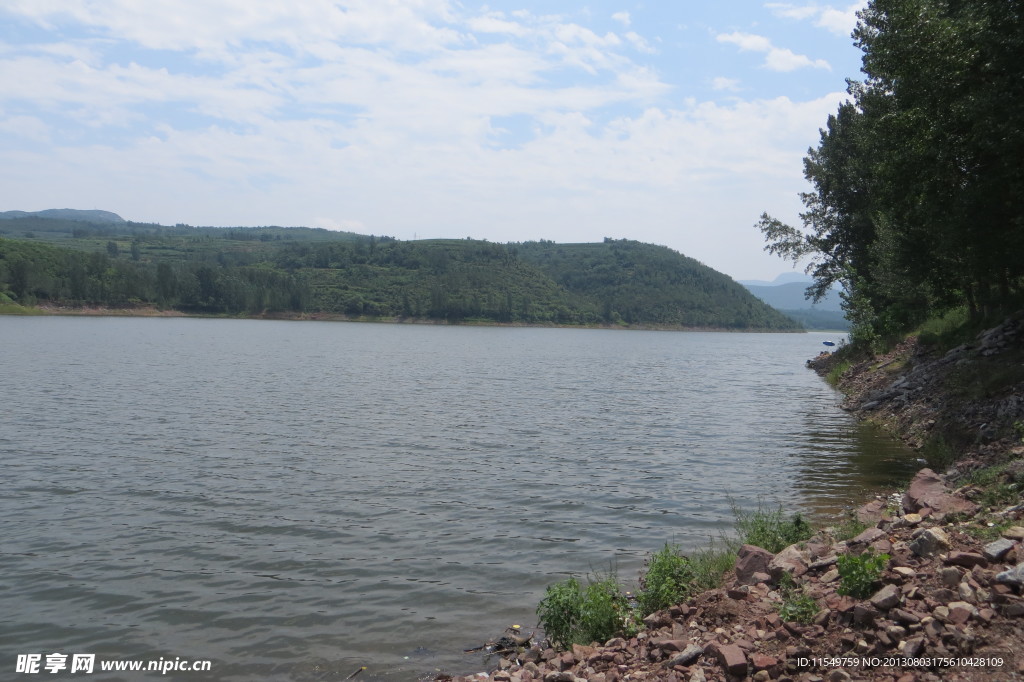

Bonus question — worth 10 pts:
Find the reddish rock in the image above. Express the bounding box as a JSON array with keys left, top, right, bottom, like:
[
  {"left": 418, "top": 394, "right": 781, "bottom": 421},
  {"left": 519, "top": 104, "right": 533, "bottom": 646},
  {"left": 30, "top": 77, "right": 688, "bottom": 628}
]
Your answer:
[
  {"left": 768, "top": 544, "right": 810, "bottom": 583},
  {"left": 709, "top": 642, "right": 748, "bottom": 678},
  {"left": 902, "top": 468, "right": 979, "bottom": 516},
  {"left": 734, "top": 544, "right": 775, "bottom": 585},
  {"left": 856, "top": 499, "right": 888, "bottom": 524},
  {"left": 945, "top": 551, "right": 989, "bottom": 568},
  {"left": 849, "top": 527, "right": 886, "bottom": 546},
  {"left": 750, "top": 653, "right": 778, "bottom": 672}
]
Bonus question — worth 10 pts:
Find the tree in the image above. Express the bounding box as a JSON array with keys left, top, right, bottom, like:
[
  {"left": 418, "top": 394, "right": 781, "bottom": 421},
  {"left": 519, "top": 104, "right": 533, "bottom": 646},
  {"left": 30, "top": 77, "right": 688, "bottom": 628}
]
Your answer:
[{"left": 759, "top": 0, "right": 1024, "bottom": 346}]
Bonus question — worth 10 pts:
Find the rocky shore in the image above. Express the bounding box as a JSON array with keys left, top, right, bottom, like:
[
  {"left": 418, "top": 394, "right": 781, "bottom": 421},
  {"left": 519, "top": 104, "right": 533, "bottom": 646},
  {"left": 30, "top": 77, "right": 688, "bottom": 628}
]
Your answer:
[{"left": 442, "top": 317, "right": 1024, "bottom": 682}]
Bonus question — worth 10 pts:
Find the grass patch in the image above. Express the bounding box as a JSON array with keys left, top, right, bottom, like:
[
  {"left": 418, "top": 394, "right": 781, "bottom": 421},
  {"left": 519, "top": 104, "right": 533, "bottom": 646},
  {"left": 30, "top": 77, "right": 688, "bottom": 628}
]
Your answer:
[
  {"left": 959, "top": 461, "right": 1022, "bottom": 511},
  {"left": 777, "top": 573, "right": 820, "bottom": 624},
  {"left": 732, "top": 500, "right": 814, "bottom": 553},
  {"left": 837, "top": 551, "right": 889, "bottom": 599},
  {"left": 916, "top": 307, "right": 971, "bottom": 350},
  {"left": 833, "top": 514, "right": 870, "bottom": 542},
  {"left": 536, "top": 570, "right": 631, "bottom": 649},
  {"left": 825, "top": 359, "right": 852, "bottom": 387}
]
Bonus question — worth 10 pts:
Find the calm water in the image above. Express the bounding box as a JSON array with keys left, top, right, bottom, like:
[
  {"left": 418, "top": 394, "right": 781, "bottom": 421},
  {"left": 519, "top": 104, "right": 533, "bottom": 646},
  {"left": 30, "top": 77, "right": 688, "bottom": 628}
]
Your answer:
[{"left": 0, "top": 318, "right": 917, "bottom": 680}]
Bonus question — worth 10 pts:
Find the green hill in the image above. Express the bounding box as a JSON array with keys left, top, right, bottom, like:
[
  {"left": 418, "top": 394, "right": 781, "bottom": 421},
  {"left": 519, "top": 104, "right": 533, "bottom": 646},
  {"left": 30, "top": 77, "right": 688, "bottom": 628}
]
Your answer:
[{"left": 0, "top": 215, "right": 800, "bottom": 330}]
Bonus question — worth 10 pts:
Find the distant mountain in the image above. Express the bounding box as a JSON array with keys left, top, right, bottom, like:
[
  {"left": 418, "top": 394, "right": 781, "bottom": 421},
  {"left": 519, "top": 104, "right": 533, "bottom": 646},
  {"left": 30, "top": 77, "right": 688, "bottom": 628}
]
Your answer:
[
  {"left": 0, "top": 209, "right": 125, "bottom": 224},
  {"left": 738, "top": 274, "right": 849, "bottom": 331},
  {"left": 736, "top": 272, "right": 814, "bottom": 287}
]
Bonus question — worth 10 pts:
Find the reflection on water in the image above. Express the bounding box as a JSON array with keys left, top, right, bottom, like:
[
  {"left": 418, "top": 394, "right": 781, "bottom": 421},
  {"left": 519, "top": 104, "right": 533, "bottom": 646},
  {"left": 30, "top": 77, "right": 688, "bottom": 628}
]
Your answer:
[{"left": 0, "top": 318, "right": 917, "bottom": 680}]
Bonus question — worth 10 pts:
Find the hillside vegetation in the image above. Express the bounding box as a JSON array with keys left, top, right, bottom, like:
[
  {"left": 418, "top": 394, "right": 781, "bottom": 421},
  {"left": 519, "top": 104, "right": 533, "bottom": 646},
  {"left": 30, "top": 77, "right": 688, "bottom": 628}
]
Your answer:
[{"left": 0, "top": 217, "right": 799, "bottom": 330}]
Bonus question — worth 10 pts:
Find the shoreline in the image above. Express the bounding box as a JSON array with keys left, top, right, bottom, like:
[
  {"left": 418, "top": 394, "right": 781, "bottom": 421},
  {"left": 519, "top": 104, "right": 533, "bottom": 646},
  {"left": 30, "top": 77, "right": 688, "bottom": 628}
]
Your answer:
[
  {"left": 11, "top": 304, "right": 809, "bottom": 333},
  {"left": 443, "top": 317, "right": 1024, "bottom": 682}
]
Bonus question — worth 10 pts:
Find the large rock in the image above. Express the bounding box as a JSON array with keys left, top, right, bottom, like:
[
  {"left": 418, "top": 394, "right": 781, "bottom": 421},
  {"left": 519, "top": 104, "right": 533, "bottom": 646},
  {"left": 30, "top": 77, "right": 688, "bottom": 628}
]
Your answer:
[
  {"left": 708, "top": 642, "right": 747, "bottom": 678},
  {"left": 909, "top": 527, "right": 951, "bottom": 557},
  {"left": 768, "top": 544, "right": 810, "bottom": 583},
  {"left": 734, "top": 545, "right": 775, "bottom": 585},
  {"left": 996, "top": 563, "right": 1024, "bottom": 588},
  {"left": 902, "top": 468, "right": 979, "bottom": 517}
]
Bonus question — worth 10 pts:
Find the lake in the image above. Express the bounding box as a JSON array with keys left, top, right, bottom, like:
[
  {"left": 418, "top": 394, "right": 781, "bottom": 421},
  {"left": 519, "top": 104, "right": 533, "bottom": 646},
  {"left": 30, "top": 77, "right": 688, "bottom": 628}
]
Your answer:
[{"left": 0, "top": 317, "right": 917, "bottom": 680}]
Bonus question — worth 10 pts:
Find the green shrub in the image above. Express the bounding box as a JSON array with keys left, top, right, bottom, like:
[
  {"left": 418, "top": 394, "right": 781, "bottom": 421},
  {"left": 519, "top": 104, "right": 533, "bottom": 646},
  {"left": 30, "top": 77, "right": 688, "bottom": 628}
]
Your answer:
[
  {"left": 733, "top": 501, "right": 814, "bottom": 553},
  {"left": 836, "top": 551, "right": 889, "bottom": 599},
  {"left": 637, "top": 543, "right": 694, "bottom": 616},
  {"left": 537, "top": 572, "right": 629, "bottom": 649}
]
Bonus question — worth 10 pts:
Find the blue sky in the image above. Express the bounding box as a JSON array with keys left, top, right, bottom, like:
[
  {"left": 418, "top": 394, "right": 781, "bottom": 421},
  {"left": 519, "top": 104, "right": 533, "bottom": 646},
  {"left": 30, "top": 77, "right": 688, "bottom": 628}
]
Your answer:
[{"left": 0, "top": 1, "right": 866, "bottom": 280}]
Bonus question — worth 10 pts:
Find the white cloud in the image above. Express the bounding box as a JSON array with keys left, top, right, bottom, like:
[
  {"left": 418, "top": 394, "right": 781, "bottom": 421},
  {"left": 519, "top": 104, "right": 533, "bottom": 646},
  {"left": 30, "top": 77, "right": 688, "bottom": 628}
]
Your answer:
[
  {"left": 717, "top": 31, "right": 830, "bottom": 71},
  {"left": 612, "top": 11, "right": 631, "bottom": 27},
  {"left": 765, "top": 2, "right": 866, "bottom": 37},
  {"left": 711, "top": 76, "right": 741, "bottom": 92}
]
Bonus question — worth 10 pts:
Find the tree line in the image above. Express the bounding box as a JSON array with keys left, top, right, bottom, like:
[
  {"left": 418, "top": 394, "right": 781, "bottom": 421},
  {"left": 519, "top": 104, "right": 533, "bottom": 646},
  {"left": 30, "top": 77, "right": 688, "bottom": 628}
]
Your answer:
[
  {"left": 758, "top": 0, "right": 1023, "bottom": 348},
  {"left": 0, "top": 232, "right": 800, "bottom": 330}
]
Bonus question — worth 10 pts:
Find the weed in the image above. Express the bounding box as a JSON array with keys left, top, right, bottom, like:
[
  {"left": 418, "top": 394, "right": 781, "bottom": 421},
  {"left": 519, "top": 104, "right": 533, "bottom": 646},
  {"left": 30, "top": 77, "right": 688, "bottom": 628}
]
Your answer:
[
  {"left": 833, "top": 515, "right": 869, "bottom": 543},
  {"left": 537, "top": 571, "right": 629, "bottom": 649},
  {"left": 920, "top": 434, "right": 957, "bottom": 472},
  {"left": 836, "top": 551, "right": 889, "bottom": 599},
  {"left": 1014, "top": 420, "right": 1024, "bottom": 444},
  {"left": 825, "top": 360, "right": 851, "bottom": 387},
  {"left": 960, "top": 462, "right": 1022, "bottom": 510},
  {"left": 637, "top": 543, "right": 694, "bottom": 616},
  {"left": 732, "top": 500, "right": 814, "bottom": 553},
  {"left": 777, "top": 573, "right": 820, "bottom": 624}
]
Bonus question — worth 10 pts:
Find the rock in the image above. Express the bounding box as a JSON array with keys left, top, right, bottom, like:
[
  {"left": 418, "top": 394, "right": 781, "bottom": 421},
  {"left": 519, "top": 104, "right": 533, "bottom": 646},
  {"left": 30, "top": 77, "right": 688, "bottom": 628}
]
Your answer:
[
  {"left": 769, "top": 544, "right": 810, "bottom": 583},
  {"left": 939, "top": 567, "right": 961, "bottom": 586},
  {"left": 827, "top": 669, "right": 852, "bottom": 681},
  {"left": 902, "top": 468, "right": 979, "bottom": 517},
  {"left": 856, "top": 499, "right": 887, "bottom": 524},
  {"left": 945, "top": 552, "right": 989, "bottom": 568},
  {"left": 652, "top": 639, "right": 689, "bottom": 653},
  {"left": 892, "top": 566, "right": 916, "bottom": 578},
  {"left": 709, "top": 642, "right": 747, "bottom": 678},
  {"left": 909, "top": 527, "right": 951, "bottom": 557},
  {"left": 1002, "top": 527, "right": 1024, "bottom": 541},
  {"left": 571, "top": 645, "right": 594, "bottom": 663},
  {"left": 666, "top": 644, "right": 704, "bottom": 667},
  {"left": 849, "top": 527, "right": 886, "bottom": 546},
  {"left": 820, "top": 568, "right": 840, "bottom": 583},
  {"left": 903, "top": 513, "right": 923, "bottom": 526},
  {"left": 891, "top": 608, "right": 921, "bottom": 624},
  {"left": 870, "top": 584, "right": 902, "bottom": 610},
  {"left": 995, "top": 563, "right": 1024, "bottom": 588},
  {"left": 901, "top": 637, "right": 925, "bottom": 657},
  {"left": 642, "top": 610, "right": 671, "bottom": 629},
  {"left": 735, "top": 545, "right": 775, "bottom": 585},
  {"left": 947, "top": 601, "right": 978, "bottom": 624},
  {"left": 983, "top": 538, "right": 1016, "bottom": 562}
]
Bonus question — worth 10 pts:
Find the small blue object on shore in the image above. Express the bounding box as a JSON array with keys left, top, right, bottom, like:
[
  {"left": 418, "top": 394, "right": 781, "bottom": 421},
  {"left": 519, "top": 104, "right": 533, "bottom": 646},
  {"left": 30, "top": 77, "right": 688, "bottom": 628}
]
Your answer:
[{"left": 823, "top": 341, "right": 835, "bottom": 347}]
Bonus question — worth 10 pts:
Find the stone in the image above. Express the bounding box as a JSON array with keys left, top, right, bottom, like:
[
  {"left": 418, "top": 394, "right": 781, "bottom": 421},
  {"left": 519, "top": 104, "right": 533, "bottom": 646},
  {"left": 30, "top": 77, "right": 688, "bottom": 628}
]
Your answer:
[
  {"left": 870, "top": 584, "right": 902, "bottom": 611},
  {"left": 946, "top": 551, "right": 989, "bottom": 568},
  {"left": 891, "top": 608, "right": 921, "bottom": 624},
  {"left": 642, "top": 611, "right": 671, "bottom": 629},
  {"left": 909, "top": 527, "right": 951, "bottom": 557},
  {"left": 768, "top": 544, "right": 810, "bottom": 583},
  {"left": 571, "top": 645, "right": 595, "bottom": 663},
  {"left": 709, "top": 642, "right": 747, "bottom": 678},
  {"left": 892, "top": 566, "right": 917, "bottom": 579},
  {"left": 820, "top": 569, "right": 839, "bottom": 584},
  {"left": 946, "top": 601, "right": 978, "bottom": 624},
  {"left": 735, "top": 544, "right": 775, "bottom": 585},
  {"left": 903, "top": 513, "right": 923, "bottom": 525},
  {"left": 666, "top": 644, "right": 704, "bottom": 667},
  {"left": 902, "top": 468, "right": 979, "bottom": 516},
  {"left": 849, "top": 527, "right": 886, "bottom": 546},
  {"left": 901, "top": 637, "right": 925, "bottom": 657},
  {"left": 983, "top": 538, "right": 1016, "bottom": 562},
  {"left": 995, "top": 563, "right": 1024, "bottom": 588},
  {"left": 939, "top": 567, "right": 961, "bottom": 586},
  {"left": 856, "top": 499, "right": 887, "bottom": 524},
  {"left": 1002, "top": 527, "right": 1024, "bottom": 541}
]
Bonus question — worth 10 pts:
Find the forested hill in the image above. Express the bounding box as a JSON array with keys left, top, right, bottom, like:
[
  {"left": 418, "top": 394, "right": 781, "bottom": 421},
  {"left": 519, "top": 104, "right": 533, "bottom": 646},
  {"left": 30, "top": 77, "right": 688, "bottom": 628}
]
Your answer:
[{"left": 0, "top": 216, "right": 799, "bottom": 330}]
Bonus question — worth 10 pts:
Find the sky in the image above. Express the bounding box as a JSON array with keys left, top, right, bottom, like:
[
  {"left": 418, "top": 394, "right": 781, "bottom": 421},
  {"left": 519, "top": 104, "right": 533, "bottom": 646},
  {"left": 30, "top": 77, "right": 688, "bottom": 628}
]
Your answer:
[{"left": 0, "top": 1, "right": 868, "bottom": 280}]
